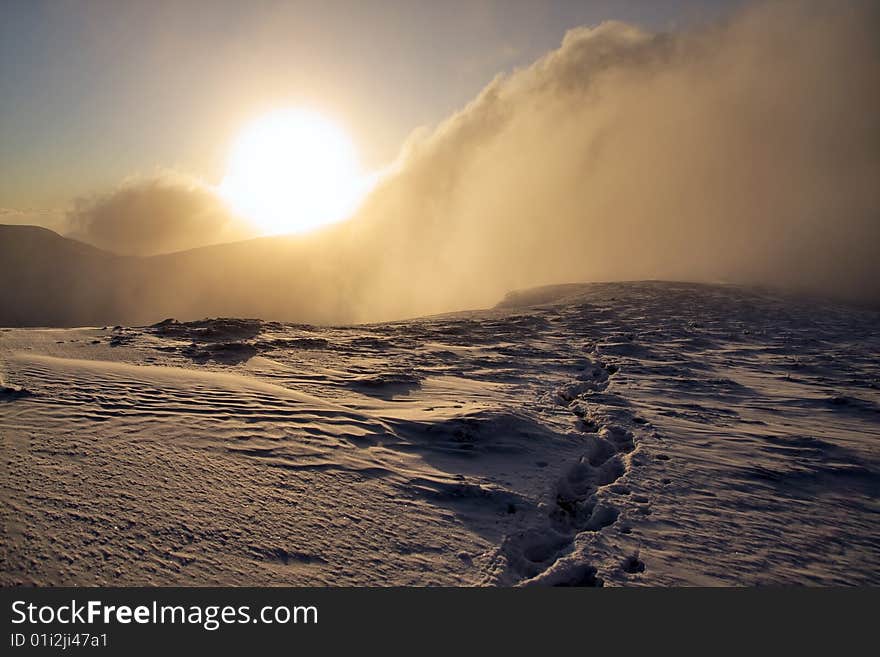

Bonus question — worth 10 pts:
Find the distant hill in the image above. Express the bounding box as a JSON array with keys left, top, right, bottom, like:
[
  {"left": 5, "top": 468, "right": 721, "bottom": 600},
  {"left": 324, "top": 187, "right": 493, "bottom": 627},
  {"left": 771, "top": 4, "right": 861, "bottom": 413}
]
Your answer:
[
  {"left": 0, "top": 224, "right": 369, "bottom": 327},
  {"left": 3, "top": 223, "right": 877, "bottom": 328},
  {"left": 0, "top": 225, "right": 126, "bottom": 326}
]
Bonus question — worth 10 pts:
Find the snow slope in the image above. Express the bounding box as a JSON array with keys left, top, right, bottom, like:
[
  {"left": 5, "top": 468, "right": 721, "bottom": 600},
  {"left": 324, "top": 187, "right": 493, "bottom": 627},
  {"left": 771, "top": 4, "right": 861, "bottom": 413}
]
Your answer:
[{"left": 1, "top": 282, "right": 878, "bottom": 585}]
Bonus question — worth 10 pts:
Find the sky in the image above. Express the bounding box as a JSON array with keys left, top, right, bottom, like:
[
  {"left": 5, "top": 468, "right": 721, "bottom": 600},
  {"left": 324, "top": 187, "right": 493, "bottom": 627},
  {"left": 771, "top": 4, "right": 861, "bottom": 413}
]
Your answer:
[
  {"left": 0, "top": 0, "right": 744, "bottom": 214},
  {"left": 2, "top": 0, "right": 877, "bottom": 317}
]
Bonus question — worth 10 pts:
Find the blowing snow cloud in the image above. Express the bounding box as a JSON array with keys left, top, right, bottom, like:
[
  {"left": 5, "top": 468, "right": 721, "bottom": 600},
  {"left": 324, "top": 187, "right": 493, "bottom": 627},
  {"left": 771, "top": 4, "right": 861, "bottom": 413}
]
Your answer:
[
  {"left": 66, "top": 172, "right": 255, "bottom": 256},
  {"left": 335, "top": 0, "right": 880, "bottom": 318}
]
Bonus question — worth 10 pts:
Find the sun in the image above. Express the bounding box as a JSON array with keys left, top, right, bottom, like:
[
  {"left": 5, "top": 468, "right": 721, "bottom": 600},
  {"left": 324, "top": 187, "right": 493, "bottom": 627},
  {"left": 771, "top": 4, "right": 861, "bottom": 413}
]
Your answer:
[{"left": 219, "top": 109, "right": 370, "bottom": 235}]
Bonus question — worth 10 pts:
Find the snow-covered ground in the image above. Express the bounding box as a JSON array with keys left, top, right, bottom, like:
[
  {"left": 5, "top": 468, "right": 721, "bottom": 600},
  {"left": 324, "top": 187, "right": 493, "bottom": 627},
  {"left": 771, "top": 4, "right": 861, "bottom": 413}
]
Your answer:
[{"left": 2, "top": 281, "right": 878, "bottom": 585}]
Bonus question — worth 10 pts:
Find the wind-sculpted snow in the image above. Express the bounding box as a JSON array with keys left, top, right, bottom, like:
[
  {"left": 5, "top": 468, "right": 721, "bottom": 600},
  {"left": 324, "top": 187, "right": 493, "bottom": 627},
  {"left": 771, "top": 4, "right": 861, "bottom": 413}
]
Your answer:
[{"left": 1, "top": 282, "right": 878, "bottom": 585}]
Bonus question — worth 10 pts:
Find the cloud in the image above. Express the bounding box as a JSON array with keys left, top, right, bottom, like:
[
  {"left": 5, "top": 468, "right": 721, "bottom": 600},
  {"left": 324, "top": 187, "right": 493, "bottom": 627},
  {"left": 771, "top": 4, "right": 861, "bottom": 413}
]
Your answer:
[
  {"left": 66, "top": 172, "right": 256, "bottom": 256},
  {"left": 336, "top": 0, "right": 880, "bottom": 318}
]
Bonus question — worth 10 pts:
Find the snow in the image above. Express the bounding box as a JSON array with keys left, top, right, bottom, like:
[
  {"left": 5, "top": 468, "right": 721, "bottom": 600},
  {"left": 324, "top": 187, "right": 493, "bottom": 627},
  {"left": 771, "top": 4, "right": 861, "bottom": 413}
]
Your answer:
[{"left": 1, "top": 281, "right": 878, "bottom": 585}]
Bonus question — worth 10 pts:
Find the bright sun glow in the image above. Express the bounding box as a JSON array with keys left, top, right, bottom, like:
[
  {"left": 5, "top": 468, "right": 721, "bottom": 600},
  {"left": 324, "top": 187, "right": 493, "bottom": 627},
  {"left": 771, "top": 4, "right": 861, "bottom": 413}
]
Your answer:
[{"left": 219, "top": 109, "right": 371, "bottom": 235}]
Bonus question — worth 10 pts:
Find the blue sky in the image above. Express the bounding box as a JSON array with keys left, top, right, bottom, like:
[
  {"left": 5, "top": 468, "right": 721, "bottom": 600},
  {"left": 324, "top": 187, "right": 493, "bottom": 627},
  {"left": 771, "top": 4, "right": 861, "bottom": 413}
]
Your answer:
[{"left": 0, "top": 0, "right": 743, "bottom": 210}]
